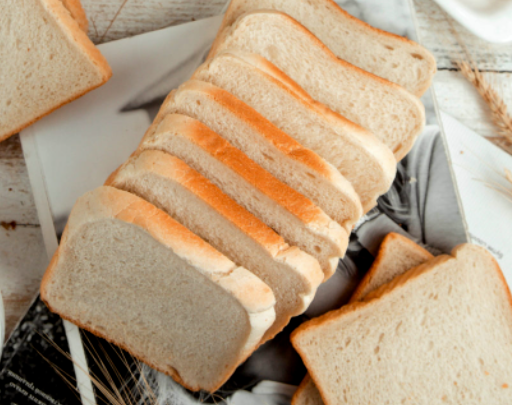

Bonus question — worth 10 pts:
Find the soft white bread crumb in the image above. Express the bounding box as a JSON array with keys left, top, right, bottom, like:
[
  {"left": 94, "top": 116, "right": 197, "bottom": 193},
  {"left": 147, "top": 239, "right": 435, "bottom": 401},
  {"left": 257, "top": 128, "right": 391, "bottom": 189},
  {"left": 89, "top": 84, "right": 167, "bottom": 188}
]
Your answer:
[
  {"left": 292, "top": 233, "right": 434, "bottom": 405},
  {"left": 193, "top": 51, "right": 396, "bottom": 212},
  {"left": 0, "top": 0, "right": 111, "bottom": 142},
  {"left": 107, "top": 150, "right": 322, "bottom": 341},
  {"left": 292, "top": 244, "right": 512, "bottom": 405},
  {"left": 213, "top": 11, "right": 425, "bottom": 160},
  {"left": 140, "top": 113, "right": 346, "bottom": 280},
  {"left": 156, "top": 79, "right": 363, "bottom": 230},
  {"left": 41, "top": 186, "right": 276, "bottom": 393},
  {"left": 209, "top": 0, "right": 436, "bottom": 97}
]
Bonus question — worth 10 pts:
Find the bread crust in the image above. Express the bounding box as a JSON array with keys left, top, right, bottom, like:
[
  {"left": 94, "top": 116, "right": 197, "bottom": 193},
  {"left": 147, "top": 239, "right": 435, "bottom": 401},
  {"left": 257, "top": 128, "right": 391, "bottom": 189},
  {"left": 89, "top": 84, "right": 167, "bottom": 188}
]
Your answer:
[
  {"left": 167, "top": 80, "right": 363, "bottom": 227},
  {"left": 193, "top": 50, "right": 397, "bottom": 212},
  {"left": 349, "top": 233, "right": 434, "bottom": 303},
  {"left": 1, "top": 0, "right": 111, "bottom": 143},
  {"left": 210, "top": 0, "right": 436, "bottom": 97},
  {"left": 142, "top": 113, "right": 348, "bottom": 250},
  {"left": 41, "top": 186, "right": 276, "bottom": 392},
  {"left": 141, "top": 113, "right": 346, "bottom": 279},
  {"left": 292, "top": 233, "right": 434, "bottom": 404},
  {"left": 60, "top": 0, "right": 88, "bottom": 32},
  {"left": 291, "top": 244, "right": 512, "bottom": 405},
  {"left": 108, "top": 150, "right": 287, "bottom": 255},
  {"left": 214, "top": 10, "right": 425, "bottom": 161}
]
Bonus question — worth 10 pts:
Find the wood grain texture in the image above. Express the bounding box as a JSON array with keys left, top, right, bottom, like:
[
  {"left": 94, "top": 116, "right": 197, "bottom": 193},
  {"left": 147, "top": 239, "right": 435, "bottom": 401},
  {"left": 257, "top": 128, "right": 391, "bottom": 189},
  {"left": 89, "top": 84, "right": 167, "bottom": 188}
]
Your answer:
[
  {"left": 82, "top": 0, "right": 227, "bottom": 43},
  {"left": 413, "top": 0, "right": 512, "bottom": 72},
  {"left": 1, "top": 0, "right": 511, "bottom": 341}
]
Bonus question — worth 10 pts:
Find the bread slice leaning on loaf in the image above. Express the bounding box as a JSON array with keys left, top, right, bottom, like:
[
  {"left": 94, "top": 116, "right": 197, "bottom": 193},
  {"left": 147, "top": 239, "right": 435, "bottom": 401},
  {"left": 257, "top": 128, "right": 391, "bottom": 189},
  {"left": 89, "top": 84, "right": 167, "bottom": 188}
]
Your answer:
[
  {"left": 139, "top": 113, "right": 347, "bottom": 280},
  {"left": 1, "top": 0, "right": 111, "bottom": 142},
  {"left": 292, "top": 244, "right": 512, "bottom": 405},
  {"left": 41, "top": 186, "right": 276, "bottom": 393},
  {"left": 211, "top": 11, "right": 425, "bottom": 161},
  {"left": 106, "top": 150, "right": 323, "bottom": 341},
  {"left": 350, "top": 232, "right": 434, "bottom": 303},
  {"left": 209, "top": 0, "right": 436, "bottom": 97},
  {"left": 292, "top": 232, "right": 434, "bottom": 405},
  {"left": 193, "top": 51, "right": 396, "bottom": 212},
  {"left": 154, "top": 80, "right": 362, "bottom": 230}
]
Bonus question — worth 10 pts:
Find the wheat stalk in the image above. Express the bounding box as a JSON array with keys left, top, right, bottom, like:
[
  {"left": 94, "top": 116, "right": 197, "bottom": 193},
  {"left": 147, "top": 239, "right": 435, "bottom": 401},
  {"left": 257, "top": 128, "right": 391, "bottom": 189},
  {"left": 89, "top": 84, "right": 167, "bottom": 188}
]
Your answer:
[{"left": 457, "top": 60, "right": 512, "bottom": 145}]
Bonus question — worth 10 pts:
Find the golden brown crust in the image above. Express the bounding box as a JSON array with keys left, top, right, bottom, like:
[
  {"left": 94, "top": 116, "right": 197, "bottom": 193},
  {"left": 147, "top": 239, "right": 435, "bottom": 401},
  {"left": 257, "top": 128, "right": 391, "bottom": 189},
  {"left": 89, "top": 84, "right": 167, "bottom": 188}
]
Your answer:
[
  {"left": 292, "top": 374, "right": 313, "bottom": 405},
  {"left": 60, "top": 0, "right": 89, "bottom": 32},
  {"left": 349, "top": 233, "right": 434, "bottom": 303},
  {"left": 194, "top": 51, "right": 397, "bottom": 210},
  {"left": 215, "top": 11, "right": 425, "bottom": 161},
  {"left": 43, "top": 0, "right": 111, "bottom": 79},
  {"left": 179, "top": 80, "right": 338, "bottom": 180},
  {"left": 0, "top": 0, "right": 111, "bottom": 143},
  {"left": 112, "top": 149, "right": 287, "bottom": 255},
  {"left": 144, "top": 113, "right": 330, "bottom": 227}
]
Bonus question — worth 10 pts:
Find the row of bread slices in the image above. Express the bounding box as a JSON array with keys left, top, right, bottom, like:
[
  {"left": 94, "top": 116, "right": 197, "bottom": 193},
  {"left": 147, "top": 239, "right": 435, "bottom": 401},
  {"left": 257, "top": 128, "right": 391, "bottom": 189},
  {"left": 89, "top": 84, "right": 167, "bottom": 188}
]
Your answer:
[{"left": 41, "top": 0, "right": 436, "bottom": 394}]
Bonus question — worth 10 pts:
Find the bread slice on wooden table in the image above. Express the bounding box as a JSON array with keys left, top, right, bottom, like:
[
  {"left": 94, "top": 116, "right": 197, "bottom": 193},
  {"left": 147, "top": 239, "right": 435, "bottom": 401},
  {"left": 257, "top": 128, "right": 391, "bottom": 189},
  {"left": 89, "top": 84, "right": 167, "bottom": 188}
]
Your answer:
[
  {"left": 140, "top": 113, "right": 347, "bottom": 280},
  {"left": 292, "top": 244, "right": 512, "bottom": 405},
  {"left": 0, "top": 0, "right": 111, "bottom": 142},
  {"left": 60, "top": 0, "right": 88, "bottom": 32},
  {"left": 155, "top": 80, "right": 363, "bottom": 230},
  {"left": 209, "top": 0, "right": 436, "bottom": 97},
  {"left": 107, "top": 150, "right": 323, "bottom": 341},
  {"left": 292, "top": 232, "right": 434, "bottom": 405},
  {"left": 193, "top": 51, "right": 396, "bottom": 212},
  {"left": 211, "top": 11, "right": 425, "bottom": 160},
  {"left": 41, "top": 186, "right": 276, "bottom": 393}
]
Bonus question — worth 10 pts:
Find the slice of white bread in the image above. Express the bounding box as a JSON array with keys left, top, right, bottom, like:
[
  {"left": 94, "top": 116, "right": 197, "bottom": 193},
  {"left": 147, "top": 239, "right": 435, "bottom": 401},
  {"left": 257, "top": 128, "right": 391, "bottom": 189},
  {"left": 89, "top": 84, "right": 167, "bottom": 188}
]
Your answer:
[
  {"left": 41, "top": 186, "right": 276, "bottom": 393},
  {"left": 212, "top": 11, "right": 425, "bottom": 160},
  {"left": 350, "top": 232, "right": 434, "bottom": 303},
  {"left": 193, "top": 51, "right": 396, "bottom": 212},
  {"left": 60, "top": 0, "right": 88, "bottom": 32},
  {"left": 0, "top": 0, "right": 111, "bottom": 142},
  {"left": 155, "top": 80, "right": 363, "bottom": 229},
  {"left": 292, "top": 244, "right": 512, "bottom": 405},
  {"left": 292, "top": 232, "right": 434, "bottom": 405},
  {"left": 139, "top": 113, "right": 347, "bottom": 280},
  {"left": 209, "top": 0, "right": 436, "bottom": 97},
  {"left": 106, "top": 150, "right": 323, "bottom": 341}
]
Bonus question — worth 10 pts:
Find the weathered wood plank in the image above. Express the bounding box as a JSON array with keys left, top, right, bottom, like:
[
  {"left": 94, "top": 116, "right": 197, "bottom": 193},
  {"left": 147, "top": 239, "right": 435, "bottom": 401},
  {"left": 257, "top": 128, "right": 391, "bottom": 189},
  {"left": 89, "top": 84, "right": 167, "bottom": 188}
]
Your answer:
[
  {"left": 81, "top": 0, "right": 227, "bottom": 44},
  {"left": 413, "top": 0, "right": 512, "bottom": 72},
  {"left": 0, "top": 227, "right": 48, "bottom": 338},
  {"left": 433, "top": 70, "right": 512, "bottom": 140}
]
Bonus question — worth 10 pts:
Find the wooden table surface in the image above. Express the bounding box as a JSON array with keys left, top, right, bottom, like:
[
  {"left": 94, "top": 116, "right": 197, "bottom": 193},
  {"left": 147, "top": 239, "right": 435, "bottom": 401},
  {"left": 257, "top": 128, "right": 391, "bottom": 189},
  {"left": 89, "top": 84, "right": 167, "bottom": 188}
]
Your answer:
[{"left": 1, "top": 0, "right": 511, "bottom": 339}]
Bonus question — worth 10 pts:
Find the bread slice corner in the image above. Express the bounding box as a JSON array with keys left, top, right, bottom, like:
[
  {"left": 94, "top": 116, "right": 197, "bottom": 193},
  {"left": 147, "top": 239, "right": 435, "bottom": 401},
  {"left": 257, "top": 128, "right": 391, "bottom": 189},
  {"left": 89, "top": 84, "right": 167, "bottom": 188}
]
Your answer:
[{"left": 1, "top": 0, "right": 111, "bottom": 142}]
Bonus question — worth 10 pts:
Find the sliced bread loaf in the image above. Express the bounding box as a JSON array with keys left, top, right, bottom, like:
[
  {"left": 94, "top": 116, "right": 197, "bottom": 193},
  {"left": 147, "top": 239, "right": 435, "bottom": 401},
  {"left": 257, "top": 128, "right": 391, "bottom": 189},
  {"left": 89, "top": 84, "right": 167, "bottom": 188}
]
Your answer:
[
  {"left": 193, "top": 51, "right": 396, "bottom": 212},
  {"left": 139, "top": 113, "right": 347, "bottom": 280},
  {"left": 292, "top": 232, "right": 434, "bottom": 405},
  {"left": 209, "top": 0, "right": 436, "bottom": 97},
  {"left": 1, "top": 0, "right": 111, "bottom": 142},
  {"left": 211, "top": 11, "right": 425, "bottom": 160},
  {"left": 292, "top": 244, "right": 512, "bottom": 405},
  {"left": 41, "top": 186, "right": 276, "bottom": 393},
  {"left": 154, "top": 80, "right": 362, "bottom": 229},
  {"left": 106, "top": 150, "right": 323, "bottom": 341}
]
